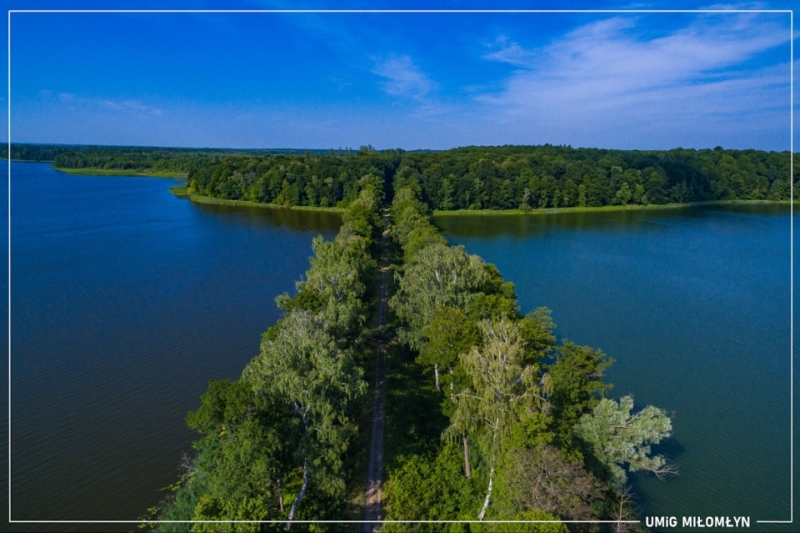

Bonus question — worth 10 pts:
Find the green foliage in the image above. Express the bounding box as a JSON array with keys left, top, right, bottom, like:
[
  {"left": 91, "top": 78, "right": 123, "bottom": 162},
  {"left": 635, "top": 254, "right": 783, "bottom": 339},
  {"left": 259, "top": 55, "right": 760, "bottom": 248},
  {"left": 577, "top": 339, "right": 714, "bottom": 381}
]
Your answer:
[
  {"left": 151, "top": 379, "right": 292, "bottom": 531},
  {"left": 546, "top": 342, "right": 613, "bottom": 447},
  {"left": 417, "top": 306, "right": 480, "bottom": 389},
  {"left": 398, "top": 145, "right": 797, "bottom": 209},
  {"left": 574, "top": 396, "right": 673, "bottom": 490},
  {"left": 444, "top": 319, "right": 548, "bottom": 451},
  {"left": 8, "top": 143, "right": 797, "bottom": 209},
  {"left": 476, "top": 510, "right": 569, "bottom": 533},
  {"left": 518, "top": 308, "right": 557, "bottom": 362},
  {"left": 187, "top": 149, "right": 404, "bottom": 207},
  {"left": 391, "top": 243, "right": 488, "bottom": 349},
  {"left": 244, "top": 310, "right": 367, "bottom": 507},
  {"left": 383, "top": 443, "right": 482, "bottom": 527}
]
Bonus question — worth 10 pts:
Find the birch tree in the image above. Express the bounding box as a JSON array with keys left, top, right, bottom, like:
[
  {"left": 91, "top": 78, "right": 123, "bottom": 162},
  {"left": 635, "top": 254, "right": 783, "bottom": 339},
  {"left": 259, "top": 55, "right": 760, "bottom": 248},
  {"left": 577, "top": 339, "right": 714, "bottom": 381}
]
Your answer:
[
  {"left": 244, "top": 311, "right": 367, "bottom": 530},
  {"left": 443, "top": 318, "right": 551, "bottom": 520},
  {"left": 391, "top": 243, "right": 488, "bottom": 351}
]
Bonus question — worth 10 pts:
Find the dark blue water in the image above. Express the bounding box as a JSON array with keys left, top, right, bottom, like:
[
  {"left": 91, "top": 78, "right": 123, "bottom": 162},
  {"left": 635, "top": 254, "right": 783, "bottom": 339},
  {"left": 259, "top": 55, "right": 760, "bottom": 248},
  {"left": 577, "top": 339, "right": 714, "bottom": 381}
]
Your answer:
[
  {"left": 6, "top": 163, "right": 340, "bottom": 527},
  {"left": 436, "top": 207, "right": 794, "bottom": 531}
]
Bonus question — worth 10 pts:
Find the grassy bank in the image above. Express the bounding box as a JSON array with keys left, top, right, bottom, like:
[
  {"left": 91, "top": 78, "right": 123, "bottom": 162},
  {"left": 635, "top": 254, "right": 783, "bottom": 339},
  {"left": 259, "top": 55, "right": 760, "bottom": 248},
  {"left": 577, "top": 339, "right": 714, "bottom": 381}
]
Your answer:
[
  {"left": 432, "top": 199, "right": 796, "bottom": 217},
  {"left": 173, "top": 190, "right": 347, "bottom": 213},
  {"left": 55, "top": 167, "right": 189, "bottom": 179}
]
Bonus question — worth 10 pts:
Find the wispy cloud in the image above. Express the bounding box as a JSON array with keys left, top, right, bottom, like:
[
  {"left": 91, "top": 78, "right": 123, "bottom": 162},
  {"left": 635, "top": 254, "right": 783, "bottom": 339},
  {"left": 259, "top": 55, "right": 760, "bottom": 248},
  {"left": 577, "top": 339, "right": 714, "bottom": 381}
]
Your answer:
[
  {"left": 39, "top": 90, "right": 164, "bottom": 116},
  {"left": 482, "top": 36, "right": 537, "bottom": 67},
  {"left": 372, "top": 56, "right": 435, "bottom": 100},
  {"left": 475, "top": 14, "right": 790, "bottom": 148},
  {"left": 99, "top": 99, "right": 163, "bottom": 115}
]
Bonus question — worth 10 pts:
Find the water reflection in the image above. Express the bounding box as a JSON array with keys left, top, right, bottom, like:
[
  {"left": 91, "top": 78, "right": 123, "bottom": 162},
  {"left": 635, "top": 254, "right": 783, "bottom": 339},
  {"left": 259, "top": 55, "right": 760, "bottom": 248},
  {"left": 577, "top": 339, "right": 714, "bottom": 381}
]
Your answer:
[
  {"left": 193, "top": 202, "right": 341, "bottom": 233},
  {"left": 433, "top": 203, "right": 791, "bottom": 239}
]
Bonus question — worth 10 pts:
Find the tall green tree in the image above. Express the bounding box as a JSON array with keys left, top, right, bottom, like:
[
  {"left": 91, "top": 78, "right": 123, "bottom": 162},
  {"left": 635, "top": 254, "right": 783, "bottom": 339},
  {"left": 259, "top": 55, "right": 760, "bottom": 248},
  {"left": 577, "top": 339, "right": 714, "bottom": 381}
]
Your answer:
[
  {"left": 417, "top": 306, "right": 479, "bottom": 392},
  {"left": 243, "top": 311, "right": 367, "bottom": 529},
  {"left": 573, "top": 395, "right": 674, "bottom": 490},
  {"left": 547, "top": 342, "right": 613, "bottom": 446},
  {"left": 443, "top": 318, "right": 551, "bottom": 520},
  {"left": 391, "top": 243, "right": 488, "bottom": 350}
]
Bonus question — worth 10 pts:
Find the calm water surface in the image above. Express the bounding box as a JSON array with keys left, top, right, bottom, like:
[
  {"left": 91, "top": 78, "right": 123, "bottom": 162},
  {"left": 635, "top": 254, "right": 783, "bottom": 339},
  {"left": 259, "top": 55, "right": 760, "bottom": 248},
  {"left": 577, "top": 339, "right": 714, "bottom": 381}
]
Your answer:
[
  {"left": 7, "top": 163, "right": 340, "bottom": 529},
  {"left": 436, "top": 206, "right": 794, "bottom": 531}
]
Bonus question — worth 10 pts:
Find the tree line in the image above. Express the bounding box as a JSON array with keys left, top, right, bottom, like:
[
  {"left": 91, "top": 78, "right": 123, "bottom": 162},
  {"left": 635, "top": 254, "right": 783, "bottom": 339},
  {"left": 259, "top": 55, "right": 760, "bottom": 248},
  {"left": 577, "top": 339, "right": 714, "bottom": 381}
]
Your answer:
[
  {"left": 379, "top": 176, "right": 673, "bottom": 531},
  {"left": 3, "top": 143, "right": 323, "bottom": 174},
  {"left": 7, "top": 143, "right": 796, "bottom": 210},
  {"left": 185, "top": 145, "right": 796, "bottom": 210}
]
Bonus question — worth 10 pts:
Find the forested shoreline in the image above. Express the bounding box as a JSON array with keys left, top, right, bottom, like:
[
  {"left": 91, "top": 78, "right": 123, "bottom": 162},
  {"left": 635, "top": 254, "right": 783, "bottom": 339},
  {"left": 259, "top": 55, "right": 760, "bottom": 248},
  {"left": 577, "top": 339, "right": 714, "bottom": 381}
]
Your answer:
[
  {"left": 183, "top": 145, "right": 796, "bottom": 211},
  {"left": 145, "top": 164, "right": 677, "bottom": 532},
  {"left": 5, "top": 143, "right": 796, "bottom": 212}
]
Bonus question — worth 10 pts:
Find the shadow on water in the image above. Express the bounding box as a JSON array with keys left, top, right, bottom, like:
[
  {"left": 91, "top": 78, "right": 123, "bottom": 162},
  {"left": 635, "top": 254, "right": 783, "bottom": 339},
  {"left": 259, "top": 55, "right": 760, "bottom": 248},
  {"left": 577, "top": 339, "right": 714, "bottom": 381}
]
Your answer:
[{"left": 192, "top": 202, "right": 342, "bottom": 233}]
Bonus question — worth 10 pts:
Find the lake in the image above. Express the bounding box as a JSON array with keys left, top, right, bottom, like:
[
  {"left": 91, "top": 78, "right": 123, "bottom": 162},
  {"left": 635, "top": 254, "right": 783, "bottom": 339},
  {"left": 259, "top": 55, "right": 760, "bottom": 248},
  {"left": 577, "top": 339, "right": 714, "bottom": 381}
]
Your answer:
[
  {"left": 436, "top": 206, "right": 793, "bottom": 531},
  {"left": 5, "top": 162, "right": 340, "bottom": 530},
  {"left": 3, "top": 163, "right": 795, "bottom": 531}
]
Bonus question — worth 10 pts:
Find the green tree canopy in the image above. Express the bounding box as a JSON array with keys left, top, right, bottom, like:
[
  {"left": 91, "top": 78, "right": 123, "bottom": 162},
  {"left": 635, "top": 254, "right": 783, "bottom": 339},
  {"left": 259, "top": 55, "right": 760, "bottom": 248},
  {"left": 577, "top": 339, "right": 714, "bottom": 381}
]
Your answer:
[{"left": 573, "top": 395, "right": 674, "bottom": 490}]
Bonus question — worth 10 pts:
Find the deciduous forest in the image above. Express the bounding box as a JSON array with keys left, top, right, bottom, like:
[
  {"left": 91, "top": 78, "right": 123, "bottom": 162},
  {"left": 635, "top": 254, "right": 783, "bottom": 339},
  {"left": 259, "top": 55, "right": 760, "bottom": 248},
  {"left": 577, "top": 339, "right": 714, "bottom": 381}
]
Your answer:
[
  {"left": 6, "top": 143, "right": 797, "bottom": 209},
  {"left": 139, "top": 164, "right": 680, "bottom": 532}
]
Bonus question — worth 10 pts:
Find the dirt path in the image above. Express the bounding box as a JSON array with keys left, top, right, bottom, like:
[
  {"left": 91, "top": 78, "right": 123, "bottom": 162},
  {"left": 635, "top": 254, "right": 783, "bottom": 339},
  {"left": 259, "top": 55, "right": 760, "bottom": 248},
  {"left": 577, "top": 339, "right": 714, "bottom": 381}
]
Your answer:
[{"left": 364, "top": 212, "right": 389, "bottom": 532}]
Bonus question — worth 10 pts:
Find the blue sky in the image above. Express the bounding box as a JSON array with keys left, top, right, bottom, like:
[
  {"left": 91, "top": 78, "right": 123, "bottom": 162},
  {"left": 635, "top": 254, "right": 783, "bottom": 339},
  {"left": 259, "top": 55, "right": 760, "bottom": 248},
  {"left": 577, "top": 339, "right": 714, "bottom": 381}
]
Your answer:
[{"left": 1, "top": 1, "right": 796, "bottom": 151}]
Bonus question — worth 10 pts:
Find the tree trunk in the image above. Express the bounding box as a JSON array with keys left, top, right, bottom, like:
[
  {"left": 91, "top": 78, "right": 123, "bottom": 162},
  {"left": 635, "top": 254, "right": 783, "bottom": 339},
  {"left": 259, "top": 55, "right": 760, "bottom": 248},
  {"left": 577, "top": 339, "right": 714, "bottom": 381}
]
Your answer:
[
  {"left": 434, "top": 363, "right": 440, "bottom": 391},
  {"left": 463, "top": 434, "right": 471, "bottom": 479},
  {"left": 277, "top": 478, "right": 284, "bottom": 513},
  {"left": 477, "top": 467, "right": 494, "bottom": 521},
  {"left": 285, "top": 459, "right": 308, "bottom": 531}
]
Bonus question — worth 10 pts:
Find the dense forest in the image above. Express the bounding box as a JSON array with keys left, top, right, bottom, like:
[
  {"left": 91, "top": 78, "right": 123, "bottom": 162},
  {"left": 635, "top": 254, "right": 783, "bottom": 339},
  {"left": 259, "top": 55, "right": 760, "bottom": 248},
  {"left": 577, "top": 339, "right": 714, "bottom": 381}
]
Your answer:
[
  {"left": 147, "top": 168, "right": 676, "bottom": 531},
  {"left": 2, "top": 143, "right": 327, "bottom": 175},
  {"left": 6, "top": 143, "right": 796, "bottom": 209},
  {"left": 184, "top": 145, "right": 796, "bottom": 210}
]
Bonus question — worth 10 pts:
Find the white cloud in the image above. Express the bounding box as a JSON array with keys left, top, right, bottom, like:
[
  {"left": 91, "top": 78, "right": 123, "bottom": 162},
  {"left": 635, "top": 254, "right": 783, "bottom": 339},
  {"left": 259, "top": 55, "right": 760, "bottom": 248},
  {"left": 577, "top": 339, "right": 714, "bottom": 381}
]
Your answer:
[
  {"left": 475, "top": 14, "right": 790, "bottom": 148},
  {"left": 372, "top": 55, "right": 435, "bottom": 100},
  {"left": 67, "top": 96, "right": 165, "bottom": 115}
]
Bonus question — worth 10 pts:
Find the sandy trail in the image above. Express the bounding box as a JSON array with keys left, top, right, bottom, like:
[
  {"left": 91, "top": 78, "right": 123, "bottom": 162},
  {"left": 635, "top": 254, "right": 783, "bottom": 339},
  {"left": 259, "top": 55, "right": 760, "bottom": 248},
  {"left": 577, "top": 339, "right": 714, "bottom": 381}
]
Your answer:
[{"left": 364, "top": 212, "right": 389, "bottom": 532}]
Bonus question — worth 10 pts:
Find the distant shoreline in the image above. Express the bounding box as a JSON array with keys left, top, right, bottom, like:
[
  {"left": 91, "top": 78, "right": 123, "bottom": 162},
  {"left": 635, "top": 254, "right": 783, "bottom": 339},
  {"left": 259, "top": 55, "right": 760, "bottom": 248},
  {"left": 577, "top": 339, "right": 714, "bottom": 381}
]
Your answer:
[
  {"left": 169, "top": 186, "right": 346, "bottom": 213},
  {"left": 55, "top": 167, "right": 189, "bottom": 179},
  {"left": 432, "top": 199, "right": 795, "bottom": 217}
]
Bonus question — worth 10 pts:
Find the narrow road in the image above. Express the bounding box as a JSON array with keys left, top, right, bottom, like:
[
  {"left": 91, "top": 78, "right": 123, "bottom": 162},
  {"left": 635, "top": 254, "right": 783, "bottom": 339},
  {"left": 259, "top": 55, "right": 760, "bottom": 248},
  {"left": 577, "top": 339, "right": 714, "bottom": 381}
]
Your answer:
[{"left": 364, "top": 212, "right": 389, "bottom": 532}]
